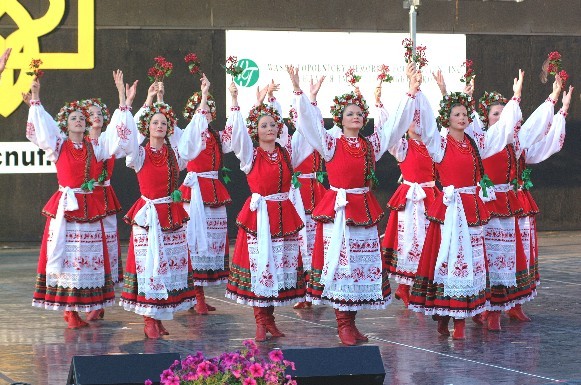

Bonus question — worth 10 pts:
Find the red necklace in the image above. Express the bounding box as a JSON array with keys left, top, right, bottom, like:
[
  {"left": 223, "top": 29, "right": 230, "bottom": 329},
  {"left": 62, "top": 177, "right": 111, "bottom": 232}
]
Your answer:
[
  {"left": 147, "top": 144, "right": 168, "bottom": 167},
  {"left": 67, "top": 140, "right": 87, "bottom": 161},
  {"left": 258, "top": 146, "right": 280, "bottom": 164},
  {"left": 341, "top": 136, "right": 367, "bottom": 158},
  {"left": 447, "top": 135, "right": 472, "bottom": 154}
]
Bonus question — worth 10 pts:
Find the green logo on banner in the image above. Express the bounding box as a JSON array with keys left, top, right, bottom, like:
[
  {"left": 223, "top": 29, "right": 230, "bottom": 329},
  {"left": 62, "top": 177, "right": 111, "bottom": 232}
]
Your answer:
[{"left": 233, "top": 58, "right": 260, "bottom": 87}]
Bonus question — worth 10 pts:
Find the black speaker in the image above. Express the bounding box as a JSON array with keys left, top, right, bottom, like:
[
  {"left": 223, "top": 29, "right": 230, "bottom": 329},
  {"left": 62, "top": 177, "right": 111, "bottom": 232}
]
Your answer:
[
  {"left": 66, "top": 353, "right": 180, "bottom": 385},
  {"left": 282, "top": 345, "right": 386, "bottom": 385}
]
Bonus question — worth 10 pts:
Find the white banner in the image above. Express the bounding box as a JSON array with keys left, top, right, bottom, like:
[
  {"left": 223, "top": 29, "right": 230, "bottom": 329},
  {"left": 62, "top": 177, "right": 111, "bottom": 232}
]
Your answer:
[
  {"left": 0, "top": 142, "right": 56, "bottom": 173},
  {"left": 225, "top": 30, "right": 466, "bottom": 119}
]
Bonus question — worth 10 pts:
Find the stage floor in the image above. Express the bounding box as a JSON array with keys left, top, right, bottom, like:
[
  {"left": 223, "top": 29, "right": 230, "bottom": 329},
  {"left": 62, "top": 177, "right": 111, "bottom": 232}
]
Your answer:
[{"left": 1, "top": 231, "right": 580, "bottom": 385}]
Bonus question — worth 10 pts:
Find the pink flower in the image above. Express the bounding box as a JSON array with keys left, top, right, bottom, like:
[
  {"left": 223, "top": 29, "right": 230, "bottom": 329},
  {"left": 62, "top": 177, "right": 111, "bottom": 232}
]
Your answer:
[
  {"left": 268, "top": 350, "right": 284, "bottom": 362},
  {"left": 243, "top": 378, "right": 257, "bottom": 385},
  {"left": 144, "top": 380, "right": 152, "bottom": 385},
  {"left": 196, "top": 361, "right": 213, "bottom": 377},
  {"left": 248, "top": 363, "right": 265, "bottom": 377}
]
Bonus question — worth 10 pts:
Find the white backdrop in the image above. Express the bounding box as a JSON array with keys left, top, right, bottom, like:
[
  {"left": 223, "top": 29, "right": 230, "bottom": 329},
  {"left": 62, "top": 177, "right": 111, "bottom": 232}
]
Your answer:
[{"left": 225, "top": 30, "right": 467, "bottom": 119}]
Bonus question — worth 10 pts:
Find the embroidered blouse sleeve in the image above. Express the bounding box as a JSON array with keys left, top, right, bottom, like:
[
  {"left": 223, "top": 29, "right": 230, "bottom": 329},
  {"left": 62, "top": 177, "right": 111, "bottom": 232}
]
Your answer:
[
  {"left": 125, "top": 111, "right": 145, "bottom": 172},
  {"left": 230, "top": 107, "right": 255, "bottom": 174},
  {"left": 373, "top": 103, "right": 390, "bottom": 134},
  {"left": 370, "top": 92, "right": 415, "bottom": 161},
  {"left": 27, "top": 101, "right": 65, "bottom": 162},
  {"left": 416, "top": 92, "right": 446, "bottom": 163},
  {"left": 294, "top": 91, "right": 336, "bottom": 162},
  {"left": 219, "top": 113, "right": 234, "bottom": 154},
  {"left": 178, "top": 111, "right": 208, "bottom": 161},
  {"left": 96, "top": 107, "right": 136, "bottom": 161},
  {"left": 514, "top": 98, "right": 556, "bottom": 158},
  {"left": 479, "top": 99, "right": 522, "bottom": 159},
  {"left": 524, "top": 109, "right": 567, "bottom": 164}
]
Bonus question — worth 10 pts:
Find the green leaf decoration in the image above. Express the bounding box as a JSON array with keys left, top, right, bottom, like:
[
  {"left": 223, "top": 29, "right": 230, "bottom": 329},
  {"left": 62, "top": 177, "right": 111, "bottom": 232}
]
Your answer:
[
  {"left": 98, "top": 169, "right": 108, "bottom": 184},
  {"left": 479, "top": 174, "right": 494, "bottom": 197},
  {"left": 291, "top": 172, "right": 302, "bottom": 189},
  {"left": 221, "top": 166, "right": 232, "bottom": 185},
  {"left": 171, "top": 189, "right": 182, "bottom": 202},
  {"left": 522, "top": 168, "right": 533, "bottom": 190},
  {"left": 316, "top": 171, "right": 327, "bottom": 184},
  {"left": 366, "top": 169, "right": 379, "bottom": 187},
  {"left": 81, "top": 179, "right": 96, "bottom": 192}
]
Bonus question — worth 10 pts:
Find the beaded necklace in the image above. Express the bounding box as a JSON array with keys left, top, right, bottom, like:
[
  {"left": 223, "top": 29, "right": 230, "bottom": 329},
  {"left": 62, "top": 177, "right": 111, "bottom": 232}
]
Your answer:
[
  {"left": 341, "top": 135, "right": 367, "bottom": 158},
  {"left": 147, "top": 143, "right": 168, "bottom": 167}
]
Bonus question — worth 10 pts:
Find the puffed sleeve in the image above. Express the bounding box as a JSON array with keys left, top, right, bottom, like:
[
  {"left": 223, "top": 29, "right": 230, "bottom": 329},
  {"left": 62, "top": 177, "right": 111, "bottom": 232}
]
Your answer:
[
  {"left": 514, "top": 98, "right": 556, "bottom": 158},
  {"left": 478, "top": 98, "right": 522, "bottom": 159},
  {"left": 177, "top": 111, "right": 208, "bottom": 161},
  {"left": 27, "top": 100, "right": 66, "bottom": 162},
  {"left": 293, "top": 91, "right": 336, "bottom": 162},
  {"left": 95, "top": 106, "right": 137, "bottom": 161},
  {"left": 416, "top": 92, "right": 446, "bottom": 163},
  {"left": 230, "top": 107, "right": 255, "bottom": 174},
  {"left": 524, "top": 109, "right": 567, "bottom": 164}
]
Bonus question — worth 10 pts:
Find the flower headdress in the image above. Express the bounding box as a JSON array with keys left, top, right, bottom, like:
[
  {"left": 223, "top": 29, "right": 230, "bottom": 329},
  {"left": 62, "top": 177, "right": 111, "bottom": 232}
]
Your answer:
[
  {"left": 330, "top": 92, "right": 369, "bottom": 129},
  {"left": 437, "top": 92, "right": 475, "bottom": 129},
  {"left": 55, "top": 100, "right": 89, "bottom": 133},
  {"left": 246, "top": 103, "right": 284, "bottom": 141},
  {"left": 80, "top": 98, "right": 111, "bottom": 127},
  {"left": 138, "top": 102, "right": 177, "bottom": 137},
  {"left": 478, "top": 91, "right": 508, "bottom": 126},
  {"left": 183, "top": 92, "right": 217, "bottom": 122}
]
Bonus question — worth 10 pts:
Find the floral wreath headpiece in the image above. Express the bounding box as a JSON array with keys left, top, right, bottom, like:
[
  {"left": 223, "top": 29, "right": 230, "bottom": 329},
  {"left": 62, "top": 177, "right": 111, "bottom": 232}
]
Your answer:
[
  {"left": 437, "top": 92, "right": 475, "bottom": 129},
  {"left": 478, "top": 91, "right": 508, "bottom": 126},
  {"left": 55, "top": 100, "right": 90, "bottom": 133},
  {"left": 183, "top": 92, "right": 216, "bottom": 122},
  {"left": 138, "top": 102, "right": 177, "bottom": 137},
  {"left": 286, "top": 107, "right": 298, "bottom": 130},
  {"left": 330, "top": 92, "right": 369, "bottom": 129},
  {"left": 80, "top": 98, "right": 111, "bottom": 127},
  {"left": 246, "top": 104, "right": 284, "bottom": 142}
]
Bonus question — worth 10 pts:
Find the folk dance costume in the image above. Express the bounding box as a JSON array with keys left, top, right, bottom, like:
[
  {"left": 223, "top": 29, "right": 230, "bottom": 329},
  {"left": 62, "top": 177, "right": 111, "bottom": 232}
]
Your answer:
[
  {"left": 380, "top": 105, "right": 440, "bottom": 307},
  {"left": 225, "top": 103, "right": 306, "bottom": 341},
  {"left": 27, "top": 100, "right": 133, "bottom": 328},
  {"left": 293, "top": 88, "right": 416, "bottom": 345},
  {"left": 178, "top": 93, "right": 233, "bottom": 314},
  {"left": 276, "top": 97, "right": 328, "bottom": 309},
  {"left": 516, "top": 104, "right": 568, "bottom": 300},
  {"left": 469, "top": 94, "right": 558, "bottom": 329},
  {"left": 121, "top": 103, "right": 202, "bottom": 338},
  {"left": 409, "top": 91, "right": 522, "bottom": 339},
  {"left": 82, "top": 99, "right": 123, "bottom": 288}
]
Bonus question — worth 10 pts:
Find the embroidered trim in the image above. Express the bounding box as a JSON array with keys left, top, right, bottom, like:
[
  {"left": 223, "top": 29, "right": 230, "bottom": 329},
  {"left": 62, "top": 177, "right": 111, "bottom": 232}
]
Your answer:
[
  {"left": 293, "top": 90, "right": 303, "bottom": 95},
  {"left": 231, "top": 106, "right": 240, "bottom": 111}
]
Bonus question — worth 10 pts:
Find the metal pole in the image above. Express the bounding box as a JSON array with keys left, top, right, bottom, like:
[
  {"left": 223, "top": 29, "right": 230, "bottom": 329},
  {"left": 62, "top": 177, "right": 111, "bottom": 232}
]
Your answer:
[{"left": 409, "top": 3, "right": 417, "bottom": 55}]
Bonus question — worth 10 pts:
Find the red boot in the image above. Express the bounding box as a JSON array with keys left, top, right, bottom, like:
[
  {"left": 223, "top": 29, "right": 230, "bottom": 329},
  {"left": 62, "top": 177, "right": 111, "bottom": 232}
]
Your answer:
[
  {"left": 64, "top": 311, "right": 89, "bottom": 329},
  {"left": 265, "top": 306, "right": 285, "bottom": 337},
  {"left": 487, "top": 311, "right": 502, "bottom": 331},
  {"left": 452, "top": 318, "right": 465, "bottom": 340},
  {"left": 144, "top": 316, "right": 161, "bottom": 339},
  {"left": 194, "top": 286, "right": 209, "bottom": 315},
  {"left": 394, "top": 284, "right": 410, "bottom": 308},
  {"left": 506, "top": 304, "right": 531, "bottom": 322},
  {"left": 350, "top": 311, "right": 368, "bottom": 342},
  {"left": 86, "top": 309, "right": 105, "bottom": 321},
  {"left": 335, "top": 310, "right": 357, "bottom": 346},
  {"left": 157, "top": 320, "right": 169, "bottom": 336},
  {"left": 293, "top": 301, "right": 312, "bottom": 309},
  {"left": 436, "top": 315, "right": 451, "bottom": 336},
  {"left": 253, "top": 307, "right": 268, "bottom": 342}
]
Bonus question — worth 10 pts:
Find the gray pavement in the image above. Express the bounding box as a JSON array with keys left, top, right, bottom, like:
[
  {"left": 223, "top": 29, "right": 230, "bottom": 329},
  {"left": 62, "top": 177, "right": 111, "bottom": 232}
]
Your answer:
[{"left": 0, "top": 231, "right": 580, "bottom": 385}]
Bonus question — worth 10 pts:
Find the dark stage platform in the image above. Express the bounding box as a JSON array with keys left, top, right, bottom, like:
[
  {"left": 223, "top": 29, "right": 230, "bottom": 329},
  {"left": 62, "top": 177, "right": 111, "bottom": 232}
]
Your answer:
[{"left": 1, "top": 231, "right": 580, "bottom": 385}]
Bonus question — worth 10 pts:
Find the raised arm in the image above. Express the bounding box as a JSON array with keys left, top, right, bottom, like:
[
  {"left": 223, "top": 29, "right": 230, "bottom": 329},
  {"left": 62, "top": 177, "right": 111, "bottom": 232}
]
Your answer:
[
  {"left": 229, "top": 82, "right": 255, "bottom": 173},
  {"left": 178, "top": 74, "right": 211, "bottom": 161},
  {"left": 416, "top": 90, "right": 446, "bottom": 163},
  {"left": 288, "top": 65, "right": 336, "bottom": 162},
  {"left": 27, "top": 77, "right": 65, "bottom": 162}
]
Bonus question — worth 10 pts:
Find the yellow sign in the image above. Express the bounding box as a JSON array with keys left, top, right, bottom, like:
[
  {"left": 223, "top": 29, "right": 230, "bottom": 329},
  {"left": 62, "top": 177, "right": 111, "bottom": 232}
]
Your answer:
[{"left": 0, "top": 0, "right": 95, "bottom": 117}]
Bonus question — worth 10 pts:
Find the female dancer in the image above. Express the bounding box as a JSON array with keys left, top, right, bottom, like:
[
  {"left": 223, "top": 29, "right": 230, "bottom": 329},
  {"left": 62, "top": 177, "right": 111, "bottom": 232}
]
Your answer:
[
  {"left": 409, "top": 70, "right": 524, "bottom": 340},
  {"left": 120, "top": 77, "right": 209, "bottom": 338},
  {"left": 225, "top": 81, "right": 306, "bottom": 342},
  {"left": 81, "top": 97, "right": 124, "bottom": 321},
  {"left": 178, "top": 84, "right": 233, "bottom": 315},
  {"left": 288, "top": 64, "right": 420, "bottom": 345},
  {"left": 27, "top": 70, "right": 134, "bottom": 328}
]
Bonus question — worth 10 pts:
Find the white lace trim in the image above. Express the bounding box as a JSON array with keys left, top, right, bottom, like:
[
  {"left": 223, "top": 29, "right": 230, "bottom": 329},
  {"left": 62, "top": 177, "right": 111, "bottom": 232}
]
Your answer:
[
  {"left": 119, "top": 298, "right": 195, "bottom": 320},
  {"left": 32, "top": 299, "right": 115, "bottom": 312},
  {"left": 408, "top": 302, "right": 489, "bottom": 318},
  {"left": 224, "top": 292, "right": 303, "bottom": 307},
  {"left": 484, "top": 217, "right": 517, "bottom": 287},
  {"left": 308, "top": 295, "right": 392, "bottom": 311}
]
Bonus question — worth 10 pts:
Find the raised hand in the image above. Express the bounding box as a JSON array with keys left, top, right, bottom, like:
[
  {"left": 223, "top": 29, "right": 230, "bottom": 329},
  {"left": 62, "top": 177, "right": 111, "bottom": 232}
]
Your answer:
[
  {"left": 0, "top": 48, "right": 11, "bottom": 75},
  {"left": 229, "top": 82, "right": 239, "bottom": 107},
  {"left": 200, "top": 73, "right": 211, "bottom": 95},
  {"left": 405, "top": 62, "right": 415, "bottom": 81},
  {"left": 267, "top": 79, "right": 280, "bottom": 98},
  {"left": 374, "top": 83, "right": 382, "bottom": 105},
  {"left": 22, "top": 91, "right": 32, "bottom": 107},
  {"left": 256, "top": 84, "right": 268, "bottom": 105},
  {"left": 113, "top": 70, "right": 127, "bottom": 106},
  {"left": 463, "top": 76, "right": 475, "bottom": 97},
  {"left": 513, "top": 69, "right": 524, "bottom": 99},
  {"left": 156, "top": 81, "right": 165, "bottom": 103},
  {"left": 30, "top": 77, "right": 40, "bottom": 100},
  {"left": 286, "top": 65, "right": 300, "bottom": 91},
  {"left": 309, "top": 76, "right": 325, "bottom": 102},
  {"left": 126, "top": 80, "right": 139, "bottom": 108},
  {"left": 561, "top": 85, "right": 574, "bottom": 112},
  {"left": 549, "top": 74, "right": 563, "bottom": 102},
  {"left": 432, "top": 69, "right": 447, "bottom": 96},
  {"left": 409, "top": 71, "right": 422, "bottom": 96}
]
